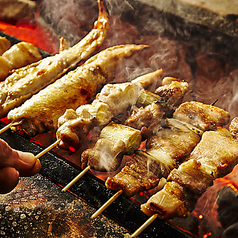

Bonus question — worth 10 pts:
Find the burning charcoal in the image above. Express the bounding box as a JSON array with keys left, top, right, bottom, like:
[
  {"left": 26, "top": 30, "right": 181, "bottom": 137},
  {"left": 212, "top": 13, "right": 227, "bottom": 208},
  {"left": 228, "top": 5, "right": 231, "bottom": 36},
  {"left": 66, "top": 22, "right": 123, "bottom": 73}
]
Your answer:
[
  {"left": 217, "top": 186, "right": 238, "bottom": 229},
  {"left": 221, "top": 223, "right": 238, "bottom": 238}
]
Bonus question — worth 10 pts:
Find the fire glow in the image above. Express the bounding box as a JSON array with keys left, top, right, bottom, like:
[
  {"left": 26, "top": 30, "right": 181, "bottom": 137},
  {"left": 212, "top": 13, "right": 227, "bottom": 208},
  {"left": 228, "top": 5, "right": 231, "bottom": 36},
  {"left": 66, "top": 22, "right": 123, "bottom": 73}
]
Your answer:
[{"left": 2, "top": 1, "right": 238, "bottom": 238}]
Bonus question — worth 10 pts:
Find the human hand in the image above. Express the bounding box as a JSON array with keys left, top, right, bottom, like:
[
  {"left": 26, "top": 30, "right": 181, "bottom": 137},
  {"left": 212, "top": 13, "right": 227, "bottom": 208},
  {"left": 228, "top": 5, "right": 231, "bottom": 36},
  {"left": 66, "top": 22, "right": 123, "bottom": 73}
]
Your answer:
[{"left": 0, "top": 139, "right": 41, "bottom": 194}]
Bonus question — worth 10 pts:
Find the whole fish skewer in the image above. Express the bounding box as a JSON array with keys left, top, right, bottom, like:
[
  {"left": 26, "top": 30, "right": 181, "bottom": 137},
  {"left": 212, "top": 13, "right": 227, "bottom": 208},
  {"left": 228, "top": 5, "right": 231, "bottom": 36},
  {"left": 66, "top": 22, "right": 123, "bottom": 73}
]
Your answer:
[
  {"left": 0, "top": 0, "right": 109, "bottom": 118},
  {"left": 8, "top": 44, "right": 148, "bottom": 137}
]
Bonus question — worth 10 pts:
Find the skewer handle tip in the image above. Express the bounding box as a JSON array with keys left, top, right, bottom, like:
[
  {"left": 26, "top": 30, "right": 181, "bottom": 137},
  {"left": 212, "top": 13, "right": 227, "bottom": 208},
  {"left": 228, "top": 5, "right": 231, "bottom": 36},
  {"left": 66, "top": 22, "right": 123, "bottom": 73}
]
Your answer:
[
  {"left": 0, "top": 123, "right": 12, "bottom": 134},
  {"left": 35, "top": 139, "right": 61, "bottom": 160},
  {"left": 91, "top": 189, "right": 123, "bottom": 219},
  {"left": 61, "top": 165, "right": 91, "bottom": 192},
  {"left": 130, "top": 213, "right": 158, "bottom": 237}
]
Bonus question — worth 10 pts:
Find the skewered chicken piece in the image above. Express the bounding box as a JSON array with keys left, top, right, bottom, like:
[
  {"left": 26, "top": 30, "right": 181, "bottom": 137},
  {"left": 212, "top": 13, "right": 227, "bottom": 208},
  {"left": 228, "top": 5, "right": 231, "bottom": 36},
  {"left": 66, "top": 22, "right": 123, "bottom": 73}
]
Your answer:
[
  {"left": 81, "top": 122, "right": 142, "bottom": 171},
  {"left": 56, "top": 69, "right": 163, "bottom": 151},
  {"left": 141, "top": 127, "right": 238, "bottom": 220},
  {"left": 229, "top": 117, "right": 238, "bottom": 139},
  {"left": 154, "top": 77, "right": 188, "bottom": 106},
  {"left": 8, "top": 44, "right": 148, "bottom": 137},
  {"left": 0, "top": 37, "right": 11, "bottom": 56},
  {"left": 0, "top": 0, "right": 109, "bottom": 118},
  {"left": 125, "top": 77, "right": 188, "bottom": 135},
  {"left": 105, "top": 101, "right": 230, "bottom": 198},
  {"left": 173, "top": 101, "right": 230, "bottom": 131},
  {"left": 0, "top": 42, "right": 42, "bottom": 81},
  {"left": 105, "top": 118, "right": 202, "bottom": 197}
]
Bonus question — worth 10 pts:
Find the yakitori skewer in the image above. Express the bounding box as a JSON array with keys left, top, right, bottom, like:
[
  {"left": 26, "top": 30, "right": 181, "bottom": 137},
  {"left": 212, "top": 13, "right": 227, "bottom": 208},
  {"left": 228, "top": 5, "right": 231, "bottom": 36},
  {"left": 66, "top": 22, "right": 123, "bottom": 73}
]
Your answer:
[
  {"left": 61, "top": 165, "right": 90, "bottom": 192},
  {"left": 90, "top": 100, "right": 231, "bottom": 220},
  {"left": 91, "top": 189, "right": 123, "bottom": 219},
  {"left": 0, "top": 123, "right": 12, "bottom": 134},
  {"left": 130, "top": 214, "right": 158, "bottom": 238},
  {"left": 35, "top": 139, "right": 61, "bottom": 160}
]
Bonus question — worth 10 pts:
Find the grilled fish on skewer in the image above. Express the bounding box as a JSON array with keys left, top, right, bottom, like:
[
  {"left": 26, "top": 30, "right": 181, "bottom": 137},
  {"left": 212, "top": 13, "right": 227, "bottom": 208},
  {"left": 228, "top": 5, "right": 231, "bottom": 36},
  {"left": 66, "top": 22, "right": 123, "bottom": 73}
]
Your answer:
[
  {"left": 0, "top": 42, "right": 42, "bottom": 81},
  {"left": 0, "top": 37, "right": 11, "bottom": 56},
  {"left": 141, "top": 127, "right": 238, "bottom": 220},
  {"left": 0, "top": 0, "right": 109, "bottom": 118},
  {"left": 56, "top": 69, "right": 162, "bottom": 150},
  {"left": 8, "top": 44, "right": 148, "bottom": 137}
]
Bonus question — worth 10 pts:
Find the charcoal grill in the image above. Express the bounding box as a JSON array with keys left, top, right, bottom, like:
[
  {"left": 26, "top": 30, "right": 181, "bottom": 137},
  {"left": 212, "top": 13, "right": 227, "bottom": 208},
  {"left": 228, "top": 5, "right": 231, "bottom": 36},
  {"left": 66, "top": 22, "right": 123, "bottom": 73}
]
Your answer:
[{"left": 1, "top": 0, "right": 238, "bottom": 237}]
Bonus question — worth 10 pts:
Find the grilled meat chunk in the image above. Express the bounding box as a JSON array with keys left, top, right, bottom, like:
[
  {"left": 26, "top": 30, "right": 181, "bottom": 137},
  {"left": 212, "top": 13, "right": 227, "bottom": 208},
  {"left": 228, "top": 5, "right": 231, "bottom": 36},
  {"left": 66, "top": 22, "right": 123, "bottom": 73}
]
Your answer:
[
  {"left": 81, "top": 138, "right": 126, "bottom": 172},
  {"left": 105, "top": 151, "right": 161, "bottom": 197},
  {"left": 141, "top": 181, "right": 188, "bottom": 219},
  {"left": 146, "top": 118, "right": 201, "bottom": 168},
  {"left": 173, "top": 101, "right": 230, "bottom": 131},
  {"left": 0, "top": 37, "right": 11, "bottom": 56},
  {"left": 0, "top": 0, "right": 109, "bottom": 117},
  {"left": 229, "top": 117, "right": 238, "bottom": 139},
  {"left": 9, "top": 44, "right": 147, "bottom": 137},
  {"left": 141, "top": 128, "right": 238, "bottom": 219},
  {"left": 81, "top": 122, "right": 142, "bottom": 171},
  {"left": 155, "top": 77, "right": 188, "bottom": 106},
  {"left": 57, "top": 69, "right": 162, "bottom": 150},
  {"left": 124, "top": 102, "right": 165, "bottom": 132}
]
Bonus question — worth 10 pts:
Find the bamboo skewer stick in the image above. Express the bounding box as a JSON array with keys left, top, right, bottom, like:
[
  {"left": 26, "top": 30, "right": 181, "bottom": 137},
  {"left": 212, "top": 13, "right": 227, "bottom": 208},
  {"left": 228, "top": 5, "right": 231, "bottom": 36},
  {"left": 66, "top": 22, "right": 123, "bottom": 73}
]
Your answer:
[
  {"left": 91, "top": 189, "right": 123, "bottom": 219},
  {"left": 0, "top": 123, "right": 12, "bottom": 134},
  {"left": 35, "top": 139, "right": 61, "bottom": 160},
  {"left": 61, "top": 165, "right": 91, "bottom": 192},
  {"left": 130, "top": 214, "right": 158, "bottom": 237}
]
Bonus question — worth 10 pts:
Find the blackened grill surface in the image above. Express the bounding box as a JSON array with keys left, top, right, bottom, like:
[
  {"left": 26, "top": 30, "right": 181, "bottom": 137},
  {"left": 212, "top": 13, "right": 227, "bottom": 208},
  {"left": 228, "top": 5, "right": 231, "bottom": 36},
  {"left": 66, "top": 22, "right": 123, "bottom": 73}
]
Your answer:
[{"left": 0, "top": 124, "right": 194, "bottom": 238}]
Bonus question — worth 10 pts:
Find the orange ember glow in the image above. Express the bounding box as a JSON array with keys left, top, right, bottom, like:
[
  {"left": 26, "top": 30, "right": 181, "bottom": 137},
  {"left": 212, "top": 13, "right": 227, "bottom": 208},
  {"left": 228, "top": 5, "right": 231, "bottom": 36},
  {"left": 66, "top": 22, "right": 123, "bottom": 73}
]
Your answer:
[
  {"left": 203, "top": 232, "right": 212, "bottom": 238},
  {"left": 0, "top": 17, "right": 59, "bottom": 54}
]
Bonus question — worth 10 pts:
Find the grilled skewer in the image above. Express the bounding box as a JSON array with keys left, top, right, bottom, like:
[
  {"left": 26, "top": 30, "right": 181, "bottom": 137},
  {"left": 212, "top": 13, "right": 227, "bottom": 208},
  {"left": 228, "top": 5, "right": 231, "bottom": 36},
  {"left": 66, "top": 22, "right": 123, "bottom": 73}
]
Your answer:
[
  {"left": 56, "top": 69, "right": 164, "bottom": 151},
  {"left": 140, "top": 127, "right": 238, "bottom": 220},
  {"left": 0, "top": 42, "right": 42, "bottom": 81},
  {"left": 92, "top": 101, "right": 230, "bottom": 220},
  {"left": 8, "top": 44, "right": 147, "bottom": 137},
  {"left": 0, "top": 0, "right": 109, "bottom": 118},
  {"left": 0, "top": 36, "right": 11, "bottom": 56}
]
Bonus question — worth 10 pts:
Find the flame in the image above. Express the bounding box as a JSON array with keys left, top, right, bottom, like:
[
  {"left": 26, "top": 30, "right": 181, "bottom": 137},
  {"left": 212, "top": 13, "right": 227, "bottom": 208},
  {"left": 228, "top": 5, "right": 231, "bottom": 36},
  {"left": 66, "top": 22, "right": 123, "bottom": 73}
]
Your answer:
[{"left": 0, "top": 17, "right": 59, "bottom": 54}]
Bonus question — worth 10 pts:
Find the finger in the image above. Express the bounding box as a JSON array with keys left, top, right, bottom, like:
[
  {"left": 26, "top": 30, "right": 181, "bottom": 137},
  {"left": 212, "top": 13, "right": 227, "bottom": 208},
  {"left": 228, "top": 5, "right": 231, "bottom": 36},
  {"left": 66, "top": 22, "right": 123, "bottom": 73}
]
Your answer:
[
  {"left": 0, "top": 138, "right": 41, "bottom": 175},
  {"left": 0, "top": 167, "right": 19, "bottom": 194},
  {"left": 14, "top": 150, "right": 41, "bottom": 176}
]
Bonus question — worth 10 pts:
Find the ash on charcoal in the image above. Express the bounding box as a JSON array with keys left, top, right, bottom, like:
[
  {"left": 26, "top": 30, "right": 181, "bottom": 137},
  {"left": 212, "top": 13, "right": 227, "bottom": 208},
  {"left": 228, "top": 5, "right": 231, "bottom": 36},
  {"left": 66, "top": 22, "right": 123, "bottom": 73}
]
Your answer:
[{"left": 217, "top": 186, "right": 238, "bottom": 229}]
